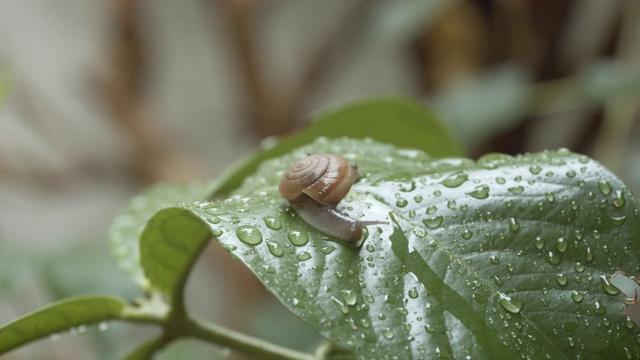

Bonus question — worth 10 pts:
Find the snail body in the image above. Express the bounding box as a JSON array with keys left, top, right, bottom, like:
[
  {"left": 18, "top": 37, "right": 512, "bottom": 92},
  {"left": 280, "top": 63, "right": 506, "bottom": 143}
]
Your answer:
[{"left": 279, "top": 153, "right": 383, "bottom": 243}]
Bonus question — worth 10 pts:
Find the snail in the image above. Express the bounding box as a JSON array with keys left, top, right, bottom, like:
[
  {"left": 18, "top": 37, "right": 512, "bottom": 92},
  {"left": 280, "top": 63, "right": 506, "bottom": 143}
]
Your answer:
[{"left": 279, "top": 153, "right": 384, "bottom": 243}]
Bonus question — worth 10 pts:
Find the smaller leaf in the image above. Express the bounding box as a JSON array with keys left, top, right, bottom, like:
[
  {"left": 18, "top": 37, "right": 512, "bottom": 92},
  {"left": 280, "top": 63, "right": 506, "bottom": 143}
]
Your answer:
[
  {"left": 0, "top": 295, "right": 127, "bottom": 354},
  {"left": 109, "top": 182, "right": 218, "bottom": 290}
]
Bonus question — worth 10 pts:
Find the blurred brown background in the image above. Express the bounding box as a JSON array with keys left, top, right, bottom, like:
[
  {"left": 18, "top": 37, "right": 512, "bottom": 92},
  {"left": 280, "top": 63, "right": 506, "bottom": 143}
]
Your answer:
[{"left": 1, "top": 1, "right": 639, "bottom": 359}]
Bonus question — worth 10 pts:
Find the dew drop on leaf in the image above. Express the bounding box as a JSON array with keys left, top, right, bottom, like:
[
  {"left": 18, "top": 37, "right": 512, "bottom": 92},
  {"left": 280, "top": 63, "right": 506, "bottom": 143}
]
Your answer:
[
  {"left": 468, "top": 185, "right": 490, "bottom": 199},
  {"left": 556, "top": 237, "right": 568, "bottom": 253},
  {"left": 508, "top": 186, "right": 524, "bottom": 194},
  {"left": 600, "top": 276, "right": 621, "bottom": 295},
  {"left": 331, "top": 297, "right": 349, "bottom": 314},
  {"left": 545, "top": 251, "right": 561, "bottom": 266},
  {"left": 396, "top": 198, "right": 408, "bottom": 208},
  {"left": 598, "top": 180, "right": 612, "bottom": 195},
  {"left": 320, "top": 245, "right": 336, "bottom": 254},
  {"left": 341, "top": 290, "right": 358, "bottom": 306},
  {"left": 296, "top": 251, "right": 312, "bottom": 261},
  {"left": 613, "top": 190, "right": 627, "bottom": 208},
  {"left": 440, "top": 173, "right": 468, "bottom": 188},
  {"left": 235, "top": 225, "right": 263, "bottom": 245},
  {"left": 263, "top": 216, "right": 282, "bottom": 230},
  {"left": 266, "top": 241, "right": 284, "bottom": 257},
  {"left": 555, "top": 273, "right": 568, "bottom": 286},
  {"left": 571, "top": 291, "right": 585, "bottom": 303},
  {"left": 533, "top": 236, "right": 544, "bottom": 250},
  {"left": 287, "top": 229, "right": 309, "bottom": 246},
  {"left": 545, "top": 192, "right": 555, "bottom": 202},
  {"left": 408, "top": 287, "right": 419, "bottom": 299},
  {"left": 423, "top": 216, "right": 443, "bottom": 229},
  {"left": 529, "top": 165, "right": 542, "bottom": 174},
  {"left": 509, "top": 218, "right": 520, "bottom": 232},
  {"left": 498, "top": 295, "right": 523, "bottom": 314},
  {"left": 593, "top": 300, "right": 607, "bottom": 316}
]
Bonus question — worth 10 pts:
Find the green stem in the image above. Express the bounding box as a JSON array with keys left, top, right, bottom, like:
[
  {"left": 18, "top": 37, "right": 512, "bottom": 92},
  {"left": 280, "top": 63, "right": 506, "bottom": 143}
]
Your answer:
[{"left": 185, "top": 317, "right": 320, "bottom": 360}]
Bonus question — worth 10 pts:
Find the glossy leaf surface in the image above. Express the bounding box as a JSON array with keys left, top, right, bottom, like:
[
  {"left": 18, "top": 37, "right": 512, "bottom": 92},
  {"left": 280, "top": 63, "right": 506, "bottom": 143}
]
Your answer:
[
  {"left": 139, "top": 138, "right": 640, "bottom": 359},
  {"left": 0, "top": 296, "right": 127, "bottom": 354}
]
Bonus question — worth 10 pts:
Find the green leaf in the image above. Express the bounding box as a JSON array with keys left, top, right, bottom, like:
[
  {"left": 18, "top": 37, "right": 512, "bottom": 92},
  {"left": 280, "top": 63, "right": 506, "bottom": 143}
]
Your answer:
[
  {"left": 109, "top": 182, "right": 218, "bottom": 290},
  {"left": 0, "top": 295, "right": 127, "bottom": 355},
  {"left": 110, "top": 98, "right": 459, "bottom": 291},
  {"left": 140, "top": 138, "right": 640, "bottom": 359}
]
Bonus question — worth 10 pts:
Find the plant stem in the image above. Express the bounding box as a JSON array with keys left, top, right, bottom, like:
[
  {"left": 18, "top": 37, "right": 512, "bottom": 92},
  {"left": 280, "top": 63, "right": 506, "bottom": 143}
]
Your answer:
[{"left": 185, "top": 317, "right": 319, "bottom": 360}]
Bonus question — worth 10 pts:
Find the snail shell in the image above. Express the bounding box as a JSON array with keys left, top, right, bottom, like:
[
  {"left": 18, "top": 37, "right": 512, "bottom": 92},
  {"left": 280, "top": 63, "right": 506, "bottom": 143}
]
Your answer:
[
  {"left": 279, "top": 153, "right": 382, "bottom": 244},
  {"left": 279, "top": 153, "right": 359, "bottom": 205}
]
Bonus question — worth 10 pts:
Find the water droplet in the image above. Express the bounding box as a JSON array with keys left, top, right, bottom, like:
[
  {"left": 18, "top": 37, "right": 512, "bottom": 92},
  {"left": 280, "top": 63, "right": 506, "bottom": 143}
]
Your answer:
[
  {"left": 496, "top": 176, "right": 506, "bottom": 184},
  {"left": 545, "top": 251, "right": 561, "bottom": 266},
  {"left": 423, "top": 216, "right": 443, "bottom": 229},
  {"left": 207, "top": 216, "right": 221, "bottom": 224},
  {"left": 571, "top": 291, "right": 585, "bottom": 303},
  {"left": 235, "top": 225, "right": 263, "bottom": 245},
  {"left": 408, "top": 287, "right": 419, "bottom": 298},
  {"left": 600, "top": 276, "right": 621, "bottom": 295},
  {"left": 613, "top": 190, "right": 626, "bottom": 208},
  {"left": 469, "top": 185, "right": 490, "bottom": 199},
  {"left": 447, "top": 200, "right": 456, "bottom": 209},
  {"left": 441, "top": 173, "right": 468, "bottom": 188},
  {"left": 585, "top": 247, "right": 594, "bottom": 262},
  {"left": 533, "top": 236, "right": 544, "bottom": 250},
  {"left": 573, "top": 262, "right": 585, "bottom": 272},
  {"left": 320, "top": 246, "right": 336, "bottom": 254},
  {"left": 382, "top": 329, "right": 394, "bottom": 339},
  {"left": 490, "top": 255, "right": 500, "bottom": 265},
  {"left": 288, "top": 229, "right": 309, "bottom": 246},
  {"left": 212, "top": 228, "right": 224, "bottom": 237},
  {"left": 494, "top": 276, "right": 504, "bottom": 286},
  {"left": 396, "top": 307, "right": 408, "bottom": 315},
  {"left": 598, "top": 181, "right": 612, "bottom": 195},
  {"left": 611, "top": 215, "right": 626, "bottom": 226},
  {"left": 529, "top": 165, "right": 542, "bottom": 175},
  {"left": 266, "top": 241, "right": 284, "bottom": 257},
  {"left": 461, "top": 229, "right": 473, "bottom": 239},
  {"left": 414, "top": 195, "right": 423, "bottom": 203},
  {"left": 509, "top": 218, "right": 520, "bottom": 232},
  {"left": 556, "top": 237, "right": 568, "bottom": 253},
  {"left": 332, "top": 297, "right": 349, "bottom": 314},
  {"left": 341, "top": 290, "right": 357, "bottom": 306},
  {"left": 426, "top": 205, "right": 437, "bottom": 215},
  {"left": 296, "top": 251, "right": 311, "bottom": 261},
  {"left": 508, "top": 186, "right": 524, "bottom": 194},
  {"left": 555, "top": 273, "right": 568, "bottom": 286},
  {"left": 364, "top": 294, "right": 375, "bottom": 303},
  {"left": 263, "top": 216, "right": 282, "bottom": 230},
  {"left": 545, "top": 192, "right": 555, "bottom": 202},
  {"left": 593, "top": 300, "right": 607, "bottom": 316},
  {"left": 396, "top": 198, "right": 408, "bottom": 208},
  {"left": 98, "top": 322, "right": 110, "bottom": 331},
  {"left": 498, "top": 295, "right": 523, "bottom": 314},
  {"left": 566, "top": 170, "right": 576, "bottom": 178}
]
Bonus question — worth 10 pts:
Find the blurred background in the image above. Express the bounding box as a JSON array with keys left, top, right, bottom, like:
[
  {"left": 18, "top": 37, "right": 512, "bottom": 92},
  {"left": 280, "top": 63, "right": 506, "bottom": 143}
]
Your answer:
[{"left": 1, "top": 0, "right": 639, "bottom": 359}]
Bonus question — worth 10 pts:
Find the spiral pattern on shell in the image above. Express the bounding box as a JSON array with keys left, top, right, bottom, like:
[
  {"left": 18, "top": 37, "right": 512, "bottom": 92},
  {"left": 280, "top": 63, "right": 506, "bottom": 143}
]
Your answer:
[{"left": 279, "top": 153, "right": 356, "bottom": 206}]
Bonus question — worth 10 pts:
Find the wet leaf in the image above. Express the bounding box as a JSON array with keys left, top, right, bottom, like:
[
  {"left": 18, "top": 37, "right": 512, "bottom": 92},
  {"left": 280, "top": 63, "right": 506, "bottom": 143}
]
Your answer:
[
  {"left": 111, "top": 98, "right": 461, "bottom": 290},
  {"left": 0, "top": 296, "right": 127, "bottom": 354},
  {"left": 139, "top": 138, "right": 640, "bottom": 359}
]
